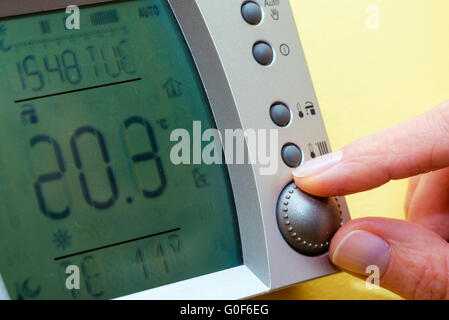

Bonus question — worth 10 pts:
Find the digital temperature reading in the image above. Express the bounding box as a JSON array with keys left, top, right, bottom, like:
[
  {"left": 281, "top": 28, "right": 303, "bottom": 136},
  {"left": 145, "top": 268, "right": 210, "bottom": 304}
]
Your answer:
[{"left": 0, "top": 0, "right": 242, "bottom": 299}]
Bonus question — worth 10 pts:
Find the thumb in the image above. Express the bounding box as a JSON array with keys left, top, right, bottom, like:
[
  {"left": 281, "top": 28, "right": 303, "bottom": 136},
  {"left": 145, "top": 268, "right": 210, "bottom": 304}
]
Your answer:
[{"left": 329, "top": 217, "right": 449, "bottom": 299}]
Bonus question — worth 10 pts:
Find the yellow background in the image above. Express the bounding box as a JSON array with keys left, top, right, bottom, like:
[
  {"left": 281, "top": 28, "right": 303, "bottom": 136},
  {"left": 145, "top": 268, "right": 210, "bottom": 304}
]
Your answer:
[{"left": 259, "top": 0, "right": 449, "bottom": 299}]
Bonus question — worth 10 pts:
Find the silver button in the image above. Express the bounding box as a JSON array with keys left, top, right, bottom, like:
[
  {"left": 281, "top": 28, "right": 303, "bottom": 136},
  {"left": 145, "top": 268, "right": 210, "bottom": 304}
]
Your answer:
[
  {"left": 276, "top": 182, "right": 342, "bottom": 256},
  {"left": 253, "top": 42, "right": 274, "bottom": 66},
  {"left": 270, "top": 103, "right": 291, "bottom": 127},
  {"left": 241, "top": 1, "right": 262, "bottom": 25}
]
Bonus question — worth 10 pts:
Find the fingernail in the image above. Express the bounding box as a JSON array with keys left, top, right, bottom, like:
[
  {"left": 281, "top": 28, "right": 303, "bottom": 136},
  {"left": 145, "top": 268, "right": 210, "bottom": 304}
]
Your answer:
[
  {"left": 331, "top": 230, "right": 391, "bottom": 276},
  {"left": 293, "top": 150, "right": 343, "bottom": 178}
]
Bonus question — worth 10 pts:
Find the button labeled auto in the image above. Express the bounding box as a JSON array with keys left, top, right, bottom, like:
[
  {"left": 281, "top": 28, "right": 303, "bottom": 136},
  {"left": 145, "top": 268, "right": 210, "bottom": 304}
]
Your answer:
[{"left": 241, "top": 1, "right": 263, "bottom": 25}]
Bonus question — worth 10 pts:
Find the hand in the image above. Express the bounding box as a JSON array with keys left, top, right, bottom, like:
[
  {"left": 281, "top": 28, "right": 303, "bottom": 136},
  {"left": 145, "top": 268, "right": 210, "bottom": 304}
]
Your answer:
[{"left": 292, "top": 100, "right": 449, "bottom": 300}]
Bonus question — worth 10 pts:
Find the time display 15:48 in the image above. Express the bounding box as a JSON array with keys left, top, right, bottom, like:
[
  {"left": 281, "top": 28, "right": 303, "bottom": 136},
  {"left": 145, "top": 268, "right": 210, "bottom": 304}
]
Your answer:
[{"left": 16, "top": 40, "right": 136, "bottom": 92}]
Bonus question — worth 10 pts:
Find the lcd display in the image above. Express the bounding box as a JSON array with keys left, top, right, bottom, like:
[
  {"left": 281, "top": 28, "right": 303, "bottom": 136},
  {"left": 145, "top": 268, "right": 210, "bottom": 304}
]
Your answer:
[{"left": 0, "top": 0, "right": 242, "bottom": 299}]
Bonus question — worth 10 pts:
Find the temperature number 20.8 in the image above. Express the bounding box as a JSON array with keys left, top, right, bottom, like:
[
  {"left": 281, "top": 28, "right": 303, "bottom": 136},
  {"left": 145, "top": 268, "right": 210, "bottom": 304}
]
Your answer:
[{"left": 31, "top": 116, "right": 167, "bottom": 220}]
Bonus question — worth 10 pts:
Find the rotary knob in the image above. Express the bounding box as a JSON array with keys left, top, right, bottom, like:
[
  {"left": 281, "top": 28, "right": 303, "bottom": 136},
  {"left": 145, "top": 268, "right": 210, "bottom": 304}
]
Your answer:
[{"left": 276, "top": 182, "right": 343, "bottom": 256}]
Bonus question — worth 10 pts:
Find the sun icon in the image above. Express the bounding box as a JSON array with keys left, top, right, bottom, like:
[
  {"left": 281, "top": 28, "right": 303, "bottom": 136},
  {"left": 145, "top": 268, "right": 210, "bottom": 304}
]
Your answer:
[
  {"left": 52, "top": 229, "right": 71, "bottom": 250},
  {"left": 0, "top": 24, "right": 6, "bottom": 37}
]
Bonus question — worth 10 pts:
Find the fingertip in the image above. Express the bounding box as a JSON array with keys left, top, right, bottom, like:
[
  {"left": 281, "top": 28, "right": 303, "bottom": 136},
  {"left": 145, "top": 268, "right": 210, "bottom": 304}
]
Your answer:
[
  {"left": 292, "top": 175, "right": 326, "bottom": 197},
  {"left": 292, "top": 173, "right": 347, "bottom": 197}
]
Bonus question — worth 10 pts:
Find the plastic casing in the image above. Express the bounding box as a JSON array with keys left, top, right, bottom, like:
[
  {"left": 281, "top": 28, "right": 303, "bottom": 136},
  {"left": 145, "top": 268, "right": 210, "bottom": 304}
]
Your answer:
[{"left": 0, "top": 0, "right": 351, "bottom": 300}]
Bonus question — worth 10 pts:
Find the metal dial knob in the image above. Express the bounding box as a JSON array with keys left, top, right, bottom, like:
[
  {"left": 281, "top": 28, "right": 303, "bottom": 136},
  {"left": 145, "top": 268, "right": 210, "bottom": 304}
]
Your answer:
[{"left": 276, "top": 182, "right": 343, "bottom": 256}]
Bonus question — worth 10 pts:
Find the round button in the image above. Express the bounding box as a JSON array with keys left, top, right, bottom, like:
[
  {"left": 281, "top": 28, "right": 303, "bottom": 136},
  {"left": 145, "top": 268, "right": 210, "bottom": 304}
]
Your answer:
[
  {"left": 241, "top": 1, "right": 262, "bottom": 25},
  {"left": 270, "top": 103, "right": 291, "bottom": 127},
  {"left": 276, "top": 182, "right": 343, "bottom": 256},
  {"left": 253, "top": 42, "right": 274, "bottom": 66},
  {"left": 281, "top": 144, "right": 302, "bottom": 168}
]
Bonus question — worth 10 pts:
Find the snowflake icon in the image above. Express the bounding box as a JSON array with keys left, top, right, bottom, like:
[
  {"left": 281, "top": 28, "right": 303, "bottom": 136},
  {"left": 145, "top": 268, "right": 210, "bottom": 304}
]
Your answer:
[
  {"left": 0, "top": 24, "right": 6, "bottom": 37},
  {"left": 52, "top": 229, "right": 71, "bottom": 250}
]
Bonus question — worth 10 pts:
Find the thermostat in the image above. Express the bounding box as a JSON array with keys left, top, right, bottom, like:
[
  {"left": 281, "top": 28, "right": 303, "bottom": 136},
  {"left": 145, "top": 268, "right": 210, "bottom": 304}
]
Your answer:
[{"left": 0, "top": 0, "right": 351, "bottom": 300}]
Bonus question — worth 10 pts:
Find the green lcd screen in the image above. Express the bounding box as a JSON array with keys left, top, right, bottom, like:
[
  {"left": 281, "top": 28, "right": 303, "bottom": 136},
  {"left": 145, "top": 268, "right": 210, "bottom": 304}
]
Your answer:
[{"left": 0, "top": 0, "right": 242, "bottom": 299}]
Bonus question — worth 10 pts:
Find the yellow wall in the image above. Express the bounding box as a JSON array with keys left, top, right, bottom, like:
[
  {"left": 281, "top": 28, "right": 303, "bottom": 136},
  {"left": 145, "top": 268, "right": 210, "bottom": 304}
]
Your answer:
[{"left": 260, "top": 0, "right": 449, "bottom": 299}]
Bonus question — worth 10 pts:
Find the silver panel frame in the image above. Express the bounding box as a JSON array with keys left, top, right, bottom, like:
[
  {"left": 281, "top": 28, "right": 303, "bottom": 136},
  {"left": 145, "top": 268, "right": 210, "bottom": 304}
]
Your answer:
[
  {"left": 163, "top": 0, "right": 351, "bottom": 293},
  {"left": 0, "top": 0, "right": 351, "bottom": 300}
]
